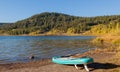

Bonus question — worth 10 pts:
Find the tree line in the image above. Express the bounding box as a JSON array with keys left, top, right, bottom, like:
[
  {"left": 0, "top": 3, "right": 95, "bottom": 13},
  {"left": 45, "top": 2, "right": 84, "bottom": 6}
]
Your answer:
[{"left": 0, "top": 12, "right": 120, "bottom": 35}]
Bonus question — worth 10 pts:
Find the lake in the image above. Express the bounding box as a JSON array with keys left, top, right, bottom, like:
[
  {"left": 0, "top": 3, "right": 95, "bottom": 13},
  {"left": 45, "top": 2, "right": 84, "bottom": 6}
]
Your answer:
[{"left": 0, "top": 36, "right": 95, "bottom": 64}]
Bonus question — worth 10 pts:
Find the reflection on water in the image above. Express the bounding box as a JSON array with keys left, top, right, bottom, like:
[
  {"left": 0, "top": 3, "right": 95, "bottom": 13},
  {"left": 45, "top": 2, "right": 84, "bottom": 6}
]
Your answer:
[{"left": 0, "top": 36, "right": 95, "bottom": 64}]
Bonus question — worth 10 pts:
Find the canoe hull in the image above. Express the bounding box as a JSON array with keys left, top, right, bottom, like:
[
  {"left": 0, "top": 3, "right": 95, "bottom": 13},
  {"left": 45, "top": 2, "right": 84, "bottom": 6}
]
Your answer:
[{"left": 52, "top": 56, "right": 94, "bottom": 65}]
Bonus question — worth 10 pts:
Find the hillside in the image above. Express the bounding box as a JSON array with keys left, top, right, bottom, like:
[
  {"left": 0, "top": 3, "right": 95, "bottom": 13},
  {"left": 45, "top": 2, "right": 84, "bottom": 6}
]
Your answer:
[
  {"left": 0, "top": 12, "right": 120, "bottom": 35},
  {"left": 0, "top": 23, "right": 4, "bottom": 25},
  {"left": 0, "top": 23, "right": 12, "bottom": 26}
]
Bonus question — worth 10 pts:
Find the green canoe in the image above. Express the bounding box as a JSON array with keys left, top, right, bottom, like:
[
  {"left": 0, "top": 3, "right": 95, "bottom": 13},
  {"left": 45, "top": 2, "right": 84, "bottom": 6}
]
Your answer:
[
  {"left": 52, "top": 56, "right": 94, "bottom": 65},
  {"left": 52, "top": 56, "right": 94, "bottom": 72}
]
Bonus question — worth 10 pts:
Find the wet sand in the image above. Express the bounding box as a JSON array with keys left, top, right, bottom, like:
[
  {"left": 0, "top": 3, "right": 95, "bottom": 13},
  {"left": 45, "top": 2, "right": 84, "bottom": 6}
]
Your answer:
[{"left": 0, "top": 51, "right": 120, "bottom": 72}]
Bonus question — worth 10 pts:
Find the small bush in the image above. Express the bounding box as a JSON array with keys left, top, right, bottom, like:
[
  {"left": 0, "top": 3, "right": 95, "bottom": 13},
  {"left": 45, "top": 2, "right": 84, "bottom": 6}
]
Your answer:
[
  {"left": 92, "top": 37, "right": 104, "bottom": 44},
  {"left": 112, "top": 39, "right": 120, "bottom": 45}
]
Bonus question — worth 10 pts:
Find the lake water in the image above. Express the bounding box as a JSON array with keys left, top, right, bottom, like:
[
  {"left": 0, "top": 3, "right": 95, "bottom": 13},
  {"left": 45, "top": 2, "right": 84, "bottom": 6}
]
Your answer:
[{"left": 0, "top": 36, "right": 95, "bottom": 64}]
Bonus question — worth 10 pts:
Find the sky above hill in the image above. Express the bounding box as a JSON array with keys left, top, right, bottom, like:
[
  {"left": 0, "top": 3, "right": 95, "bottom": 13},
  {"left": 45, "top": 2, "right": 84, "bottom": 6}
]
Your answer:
[{"left": 0, "top": 0, "right": 120, "bottom": 22}]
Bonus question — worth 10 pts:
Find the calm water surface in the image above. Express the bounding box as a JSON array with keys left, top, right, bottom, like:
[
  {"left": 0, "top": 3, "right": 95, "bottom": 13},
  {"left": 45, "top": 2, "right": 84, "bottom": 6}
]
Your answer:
[{"left": 0, "top": 36, "right": 95, "bottom": 64}]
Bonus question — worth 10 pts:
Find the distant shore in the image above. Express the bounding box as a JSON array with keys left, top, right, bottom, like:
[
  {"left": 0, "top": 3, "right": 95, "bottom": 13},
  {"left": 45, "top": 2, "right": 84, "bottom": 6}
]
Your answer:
[{"left": 0, "top": 33, "right": 84, "bottom": 36}]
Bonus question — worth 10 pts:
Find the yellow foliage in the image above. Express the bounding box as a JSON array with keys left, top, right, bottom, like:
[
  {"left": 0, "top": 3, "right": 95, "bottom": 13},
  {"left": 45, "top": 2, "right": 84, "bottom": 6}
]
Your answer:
[
  {"left": 29, "top": 30, "right": 42, "bottom": 35},
  {"left": 67, "top": 28, "right": 75, "bottom": 34},
  {"left": 47, "top": 29, "right": 64, "bottom": 35}
]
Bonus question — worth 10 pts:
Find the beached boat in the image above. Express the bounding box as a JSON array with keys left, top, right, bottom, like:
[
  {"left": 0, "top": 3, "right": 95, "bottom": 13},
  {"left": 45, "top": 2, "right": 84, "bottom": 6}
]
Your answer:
[{"left": 52, "top": 56, "right": 94, "bottom": 71}]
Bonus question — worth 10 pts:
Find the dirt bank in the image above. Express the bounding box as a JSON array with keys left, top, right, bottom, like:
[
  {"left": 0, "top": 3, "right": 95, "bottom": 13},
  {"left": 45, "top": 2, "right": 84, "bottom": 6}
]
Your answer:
[{"left": 0, "top": 51, "right": 119, "bottom": 72}]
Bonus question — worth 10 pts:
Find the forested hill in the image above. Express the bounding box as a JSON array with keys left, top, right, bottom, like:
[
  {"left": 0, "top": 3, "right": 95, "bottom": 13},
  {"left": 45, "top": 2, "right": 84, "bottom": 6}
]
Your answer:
[
  {"left": 0, "top": 23, "right": 12, "bottom": 25},
  {"left": 0, "top": 12, "right": 120, "bottom": 35}
]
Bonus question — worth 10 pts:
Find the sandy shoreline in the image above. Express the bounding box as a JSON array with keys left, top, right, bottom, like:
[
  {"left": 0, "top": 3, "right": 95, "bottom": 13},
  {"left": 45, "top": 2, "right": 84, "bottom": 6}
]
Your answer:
[{"left": 0, "top": 51, "right": 119, "bottom": 72}]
